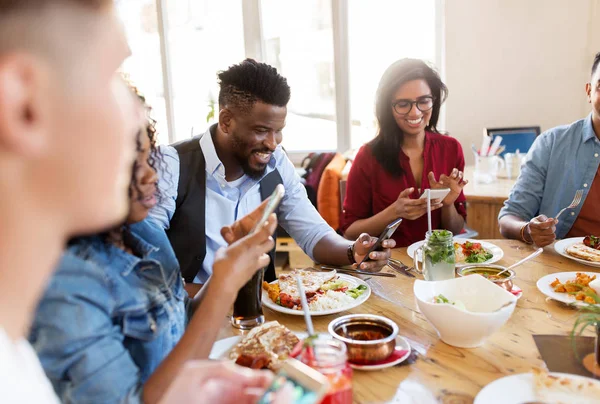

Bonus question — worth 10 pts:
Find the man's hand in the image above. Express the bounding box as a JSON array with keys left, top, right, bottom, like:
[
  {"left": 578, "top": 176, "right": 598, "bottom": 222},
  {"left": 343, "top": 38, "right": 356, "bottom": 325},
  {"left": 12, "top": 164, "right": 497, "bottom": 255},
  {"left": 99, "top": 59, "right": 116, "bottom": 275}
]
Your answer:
[
  {"left": 525, "top": 215, "right": 557, "bottom": 247},
  {"left": 212, "top": 214, "right": 278, "bottom": 295},
  {"left": 158, "top": 361, "right": 273, "bottom": 404},
  {"left": 392, "top": 188, "right": 442, "bottom": 220},
  {"left": 353, "top": 233, "right": 396, "bottom": 272},
  {"left": 221, "top": 199, "right": 272, "bottom": 245},
  {"left": 428, "top": 169, "right": 468, "bottom": 206}
]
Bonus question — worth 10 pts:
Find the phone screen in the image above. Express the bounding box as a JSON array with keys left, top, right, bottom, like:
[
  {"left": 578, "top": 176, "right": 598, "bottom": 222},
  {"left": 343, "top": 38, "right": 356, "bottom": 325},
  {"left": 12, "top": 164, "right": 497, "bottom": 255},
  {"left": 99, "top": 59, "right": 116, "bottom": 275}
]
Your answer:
[
  {"left": 257, "top": 371, "right": 322, "bottom": 404},
  {"left": 357, "top": 218, "right": 403, "bottom": 266}
]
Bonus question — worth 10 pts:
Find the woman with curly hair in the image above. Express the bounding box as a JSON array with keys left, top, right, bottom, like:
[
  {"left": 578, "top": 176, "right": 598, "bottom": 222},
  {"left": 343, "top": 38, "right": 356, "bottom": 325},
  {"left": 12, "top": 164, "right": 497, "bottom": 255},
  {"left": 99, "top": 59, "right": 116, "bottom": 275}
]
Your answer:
[{"left": 28, "top": 90, "right": 279, "bottom": 404}]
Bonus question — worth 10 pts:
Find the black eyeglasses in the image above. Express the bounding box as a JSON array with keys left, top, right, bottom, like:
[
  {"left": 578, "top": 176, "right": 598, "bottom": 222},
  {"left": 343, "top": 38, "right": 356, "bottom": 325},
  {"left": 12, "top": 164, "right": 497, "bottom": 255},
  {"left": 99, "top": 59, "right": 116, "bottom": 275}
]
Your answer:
[{"left": 392, "top": 96, "right": 435, "bottom": 115}]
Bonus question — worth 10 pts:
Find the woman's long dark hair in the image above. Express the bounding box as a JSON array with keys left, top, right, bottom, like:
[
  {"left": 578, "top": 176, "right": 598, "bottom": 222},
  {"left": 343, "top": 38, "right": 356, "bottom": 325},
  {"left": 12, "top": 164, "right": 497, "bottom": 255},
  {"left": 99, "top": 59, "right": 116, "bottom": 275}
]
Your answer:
[{"left": 368, "top": 58, "right": 448, "bottom": 177}]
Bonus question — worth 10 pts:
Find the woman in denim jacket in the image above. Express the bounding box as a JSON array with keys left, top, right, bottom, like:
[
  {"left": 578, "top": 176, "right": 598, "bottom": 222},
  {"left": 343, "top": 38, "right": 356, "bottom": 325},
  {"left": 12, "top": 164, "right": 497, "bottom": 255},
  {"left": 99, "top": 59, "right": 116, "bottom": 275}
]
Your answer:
[{"left": 29, "top": 94, "right": 278, "bottom": 404}]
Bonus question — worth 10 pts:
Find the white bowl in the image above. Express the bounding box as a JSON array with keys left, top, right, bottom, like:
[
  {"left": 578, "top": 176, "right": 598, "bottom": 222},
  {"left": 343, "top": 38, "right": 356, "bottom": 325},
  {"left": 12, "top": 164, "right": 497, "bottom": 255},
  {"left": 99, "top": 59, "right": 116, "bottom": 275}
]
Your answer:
[{"left": 414, "top": 275, "right": 517, "bottom": 348}]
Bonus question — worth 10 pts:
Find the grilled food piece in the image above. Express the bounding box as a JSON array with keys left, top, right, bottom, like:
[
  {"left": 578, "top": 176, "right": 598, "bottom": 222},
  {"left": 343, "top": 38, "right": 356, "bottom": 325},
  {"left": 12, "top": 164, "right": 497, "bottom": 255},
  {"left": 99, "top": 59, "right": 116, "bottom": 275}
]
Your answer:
[{"left": 229, "top": 321, "right": 300, "bottom": 371}]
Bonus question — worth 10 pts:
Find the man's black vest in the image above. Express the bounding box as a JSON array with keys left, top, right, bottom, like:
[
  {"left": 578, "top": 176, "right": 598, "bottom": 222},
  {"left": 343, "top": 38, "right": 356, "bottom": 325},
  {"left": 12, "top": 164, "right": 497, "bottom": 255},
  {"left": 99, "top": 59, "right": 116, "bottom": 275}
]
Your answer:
[{"left": 166, "top": 129, "right": 282, "bottom": 284}]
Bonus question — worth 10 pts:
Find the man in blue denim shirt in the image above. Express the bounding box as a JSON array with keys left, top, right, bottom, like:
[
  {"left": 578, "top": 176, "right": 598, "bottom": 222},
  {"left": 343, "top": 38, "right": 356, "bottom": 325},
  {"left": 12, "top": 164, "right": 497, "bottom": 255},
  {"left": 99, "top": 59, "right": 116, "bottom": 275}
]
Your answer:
[{"left": 499, "top": 53, "right": 600, "bottom": 246}]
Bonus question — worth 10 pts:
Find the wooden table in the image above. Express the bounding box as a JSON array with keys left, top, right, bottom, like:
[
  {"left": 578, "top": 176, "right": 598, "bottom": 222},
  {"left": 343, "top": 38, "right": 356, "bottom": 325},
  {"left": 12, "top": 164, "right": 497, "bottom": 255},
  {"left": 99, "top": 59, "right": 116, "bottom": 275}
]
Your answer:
[
  {"left": 463, "top": 166, "right": 517, "bottom": 239},
  {"left": 217, "top": 240, "right": 597, "bottom": 403}
]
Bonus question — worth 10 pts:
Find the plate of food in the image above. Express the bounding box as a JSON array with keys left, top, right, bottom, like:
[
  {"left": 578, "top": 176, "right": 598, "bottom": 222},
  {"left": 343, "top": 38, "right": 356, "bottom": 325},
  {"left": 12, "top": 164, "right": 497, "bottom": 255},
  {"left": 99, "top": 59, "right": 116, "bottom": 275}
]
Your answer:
[
  {"left": 407, "top": 238, "right": 503, "bottom": 267},
  {"left": 474, "top": 368, "right": 600, "bottom": 404},
  {"left": 210, "top": 321, "right": 306, "bottom": 370},
  {"left": 261, "top": 269, "right": 371, "bottom": 316},
  {"left": 536, "top": 272, "right": 600, "bottom": 306},
  {"left": 555, "top": 236, "right": 600, "bottom": 268}
]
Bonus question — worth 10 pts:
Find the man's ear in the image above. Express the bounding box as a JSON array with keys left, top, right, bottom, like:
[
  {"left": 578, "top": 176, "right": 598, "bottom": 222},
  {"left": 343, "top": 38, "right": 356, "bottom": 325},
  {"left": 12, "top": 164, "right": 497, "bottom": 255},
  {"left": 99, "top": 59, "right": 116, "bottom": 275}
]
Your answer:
[
  {"left": 0, "top": 53, "right": 48, "bottom": 157},
  {"left": 586, "top": 82, "right": 592, "bottom": 103},
  {"left": 218, "top": 107, "right": 233, "bottom": 134}
]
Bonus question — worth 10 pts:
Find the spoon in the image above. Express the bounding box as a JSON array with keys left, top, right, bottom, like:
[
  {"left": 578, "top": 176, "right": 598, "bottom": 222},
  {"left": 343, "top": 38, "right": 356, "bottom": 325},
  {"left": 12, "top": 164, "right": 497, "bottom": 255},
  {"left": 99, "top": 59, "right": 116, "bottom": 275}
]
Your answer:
[{"left": 496, "top": 247, "right": 544, "bottom": 277}]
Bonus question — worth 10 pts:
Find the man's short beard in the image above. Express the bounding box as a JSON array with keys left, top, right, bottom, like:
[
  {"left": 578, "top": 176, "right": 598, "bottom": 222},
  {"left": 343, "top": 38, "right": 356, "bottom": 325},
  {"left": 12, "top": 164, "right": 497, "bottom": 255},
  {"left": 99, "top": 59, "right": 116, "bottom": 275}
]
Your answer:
[
  {"left": 238, "top": 156, "right": 266, "bottom": 180},
  {"left": 231, "top": 132, "right": 267, "bottom": 180}
]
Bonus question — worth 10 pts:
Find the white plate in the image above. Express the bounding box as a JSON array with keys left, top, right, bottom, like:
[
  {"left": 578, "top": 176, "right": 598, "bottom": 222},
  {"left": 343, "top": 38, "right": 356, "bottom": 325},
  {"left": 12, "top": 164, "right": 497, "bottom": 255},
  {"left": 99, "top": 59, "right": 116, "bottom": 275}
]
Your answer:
[
  {"left": 209, "top": 332, "right": 310, "bottom": 360},
  {"left": 407, "top": 238, "right": 504, "bottom": 267},
  {"left": 536, "top": 271, "right": 599, "bottom": 307},
  {"left": 262, "top": 274, "right": 371, "bottom": 316},
  {"left": 555, "top": 237, "right": 600, "bottom": 268},
  {"left": 474, "top": 372, "right": 600, "bottom": 404},
  {"left": 349, "top": 336, "right": 411, "bottom": 371}
]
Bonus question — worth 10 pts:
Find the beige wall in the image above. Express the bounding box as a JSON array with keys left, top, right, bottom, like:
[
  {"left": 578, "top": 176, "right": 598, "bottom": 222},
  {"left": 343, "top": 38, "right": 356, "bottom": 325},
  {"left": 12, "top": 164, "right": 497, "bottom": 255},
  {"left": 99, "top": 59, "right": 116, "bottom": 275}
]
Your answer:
[{"left": 444, "top": 0, "right": 600, "bottom": 164}]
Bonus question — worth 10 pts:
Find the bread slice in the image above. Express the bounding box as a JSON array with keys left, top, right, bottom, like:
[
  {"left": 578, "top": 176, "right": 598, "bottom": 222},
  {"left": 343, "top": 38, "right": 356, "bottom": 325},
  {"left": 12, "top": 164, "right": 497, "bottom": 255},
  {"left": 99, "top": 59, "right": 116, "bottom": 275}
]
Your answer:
[
  {"left": 532, "top": 368, "right": 600, "bottom": 403},
  {"left": 567, "top": 243, "right": 600, "bottom": 262}
]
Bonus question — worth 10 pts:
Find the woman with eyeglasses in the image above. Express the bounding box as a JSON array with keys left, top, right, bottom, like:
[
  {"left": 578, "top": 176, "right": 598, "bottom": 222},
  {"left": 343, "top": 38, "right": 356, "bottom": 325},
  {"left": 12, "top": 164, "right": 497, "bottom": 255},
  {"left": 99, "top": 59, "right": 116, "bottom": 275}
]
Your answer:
[{"left": 341, "top": 58, "right": 468, "bottom": 247}]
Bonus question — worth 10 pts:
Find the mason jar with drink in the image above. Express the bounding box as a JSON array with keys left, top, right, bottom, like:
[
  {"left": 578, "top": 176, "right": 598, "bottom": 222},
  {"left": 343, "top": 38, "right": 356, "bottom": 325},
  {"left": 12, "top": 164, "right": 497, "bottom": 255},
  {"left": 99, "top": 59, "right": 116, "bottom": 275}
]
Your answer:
[{"left": 414, "top": 230, "right": 456, "bottom": 281}]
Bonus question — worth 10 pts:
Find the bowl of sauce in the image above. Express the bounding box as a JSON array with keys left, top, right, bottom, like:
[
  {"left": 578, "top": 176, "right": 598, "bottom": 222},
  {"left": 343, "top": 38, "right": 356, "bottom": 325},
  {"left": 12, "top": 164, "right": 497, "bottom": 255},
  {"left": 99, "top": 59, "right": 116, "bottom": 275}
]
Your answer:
[
  {"left": 457, "top": 264, "right": 515, "bottom": 292},
  {"left": 328, "top": 314, "right": 398, "bottom": 364}
]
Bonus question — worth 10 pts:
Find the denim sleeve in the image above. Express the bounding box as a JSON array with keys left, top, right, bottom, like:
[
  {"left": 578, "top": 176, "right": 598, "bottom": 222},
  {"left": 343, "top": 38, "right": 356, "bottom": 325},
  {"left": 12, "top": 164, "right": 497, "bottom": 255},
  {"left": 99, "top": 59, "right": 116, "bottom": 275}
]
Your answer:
[
  {"left": 499, "top": 132, "right": 551, "bottom": 221},
  {"left": 30, "top": 269, "right": 143, "bottom": 404},
  {"left": 149, "top": 144, "right": 180, "bottom": 230},
  {"left": 276, "top": 152, "right": 337, "bottom": 260}
]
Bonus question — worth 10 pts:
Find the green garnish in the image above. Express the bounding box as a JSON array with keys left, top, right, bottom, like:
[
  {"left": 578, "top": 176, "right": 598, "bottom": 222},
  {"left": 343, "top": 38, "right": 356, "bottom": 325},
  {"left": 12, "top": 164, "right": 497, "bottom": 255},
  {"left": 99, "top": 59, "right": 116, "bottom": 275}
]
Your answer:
[
  {"left": 465, "top": 251, "right": 493, "bottom": 263},
  {"left": 345, "top": 284, "right": 369, "bottom": 299},
  {"left": 433, "top": 294, "right": 467, "bottom": 311},
  {"left": 434, "top": 294, "right": 450, "bottom": 304},
  {"left": 424, "top": 230, "right": 455, "bottom": 265},
  {"left": 429, "top": 229, "right": 452, "bottom": 242}
]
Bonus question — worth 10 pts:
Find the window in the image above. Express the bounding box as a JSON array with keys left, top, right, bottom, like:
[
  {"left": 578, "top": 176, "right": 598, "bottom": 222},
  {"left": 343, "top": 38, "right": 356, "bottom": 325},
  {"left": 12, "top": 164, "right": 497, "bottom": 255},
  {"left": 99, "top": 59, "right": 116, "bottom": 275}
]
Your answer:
[
  {"left": 261, "top": 0, "right": 337, "bottom": 152},
  {"left": 116, "top": 0, "right": 169, "bottom": 145},
  {"left": 116, "top": 0, "right": 440, "bottom": 153},
  {"left": 348, "top": 0, "right": 438, "bottom": 149},
  {"left": 165, "top": 0, "right": 245, "bottom": 141}
]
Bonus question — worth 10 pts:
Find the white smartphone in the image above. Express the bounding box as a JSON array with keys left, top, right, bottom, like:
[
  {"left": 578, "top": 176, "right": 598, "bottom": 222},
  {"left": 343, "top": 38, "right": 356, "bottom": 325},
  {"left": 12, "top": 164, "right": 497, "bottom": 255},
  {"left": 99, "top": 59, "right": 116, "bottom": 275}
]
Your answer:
[
  {"left": 251, "top": 184, "right": 285, "bottom": 234},
  {"left": 419, "top": 188, "right": 450, "bottom": 201},
  {"left": 257, "top": 358, "right": 329, "bottom": 404}
]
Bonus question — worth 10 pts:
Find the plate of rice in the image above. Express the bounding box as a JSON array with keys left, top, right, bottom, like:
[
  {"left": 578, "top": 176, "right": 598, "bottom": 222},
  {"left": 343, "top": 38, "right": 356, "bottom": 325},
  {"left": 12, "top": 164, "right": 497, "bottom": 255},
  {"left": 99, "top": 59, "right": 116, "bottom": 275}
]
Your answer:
[{"left": 262, "top": 269, "right": 371, "bottom": 316}]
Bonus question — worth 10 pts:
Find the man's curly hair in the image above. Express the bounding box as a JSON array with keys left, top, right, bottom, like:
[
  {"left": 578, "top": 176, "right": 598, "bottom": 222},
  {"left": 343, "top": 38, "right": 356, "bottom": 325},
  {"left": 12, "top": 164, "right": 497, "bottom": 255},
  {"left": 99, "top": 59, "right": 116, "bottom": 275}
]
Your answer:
[{"left": 217, "top": 58, "right": 291, "bottom": 113}]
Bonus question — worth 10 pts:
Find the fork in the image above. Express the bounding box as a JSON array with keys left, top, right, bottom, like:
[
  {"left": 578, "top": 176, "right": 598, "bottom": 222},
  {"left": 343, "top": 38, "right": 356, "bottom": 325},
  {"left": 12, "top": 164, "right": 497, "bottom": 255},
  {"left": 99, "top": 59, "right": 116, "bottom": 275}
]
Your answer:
[
  {"left": 389, "top": 258, "right": 414, "bottom": 272},
  {"left": 555, "top": 189, "right": 584, "bottom": 220}
]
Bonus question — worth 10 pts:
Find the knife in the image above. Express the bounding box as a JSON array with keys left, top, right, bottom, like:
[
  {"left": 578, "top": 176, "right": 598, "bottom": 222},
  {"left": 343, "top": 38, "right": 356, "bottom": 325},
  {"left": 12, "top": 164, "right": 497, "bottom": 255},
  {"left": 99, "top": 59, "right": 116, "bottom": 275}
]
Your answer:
[{"left": 319, "top": 265, "right": 396, "bottom": 278}]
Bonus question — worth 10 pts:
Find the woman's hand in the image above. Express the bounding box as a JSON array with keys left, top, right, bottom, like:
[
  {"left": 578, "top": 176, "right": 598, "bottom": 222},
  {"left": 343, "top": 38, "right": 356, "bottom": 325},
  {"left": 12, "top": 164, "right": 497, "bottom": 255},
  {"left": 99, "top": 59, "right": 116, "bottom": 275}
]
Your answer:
[
  {"left": 221, "top": 199, "right": 272, "bottom": 245},
  {"left": 158, "top": 361, "right": 273, "bottom": 404},
  {"left": 213, "top": 213, "right": 278, "bottom": 295},
  {"left": 392, "top": 188, "right": 442, "bottom": 220},
  {"left": 428, "top": 169, "right": 468, "bottom": 206}
]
